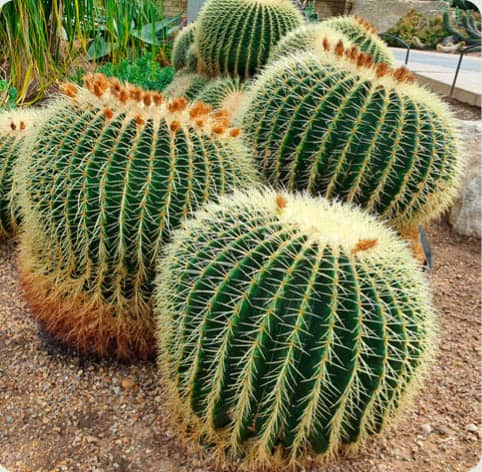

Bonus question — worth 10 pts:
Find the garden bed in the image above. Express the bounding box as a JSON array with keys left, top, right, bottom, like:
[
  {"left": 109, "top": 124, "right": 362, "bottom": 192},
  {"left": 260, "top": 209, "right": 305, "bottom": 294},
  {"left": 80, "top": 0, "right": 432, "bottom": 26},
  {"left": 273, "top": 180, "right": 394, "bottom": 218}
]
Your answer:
[{"left": 1, "top": 217, "right": 480, "bottom": 472}]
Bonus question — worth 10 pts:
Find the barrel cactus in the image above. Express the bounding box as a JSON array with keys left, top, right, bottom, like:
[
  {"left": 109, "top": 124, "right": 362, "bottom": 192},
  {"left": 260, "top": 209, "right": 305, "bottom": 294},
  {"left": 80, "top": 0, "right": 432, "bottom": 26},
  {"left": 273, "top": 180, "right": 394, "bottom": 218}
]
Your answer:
[
  {"left": 242, "top": 43, "right": 461, "bottom": 230},
  {"left": 270, "top": 23, "right": 353, "bottom": 63},
  {"left": 164, "top": 71, "right": 209, "bottom": 100},
  {"left": 196, "top": 0, "right": 303, "bottom": 79},
  {"left": 172, "top": 22, "right": 198, "bottom": 71},
  {"left": 156, "top": 189, "right": 436, "bottom": 468},
  {"left": 16, "top": 74, "right": 256, "bottom": 359},
  {"left": 194, "top": 76, "right": 249, "bottom": 122},
  {"left": 0, "top": 109, "right": 39, "bottom": 238},
  {"left": 321, "top": 16, "right": 394, "bottom": 65}
]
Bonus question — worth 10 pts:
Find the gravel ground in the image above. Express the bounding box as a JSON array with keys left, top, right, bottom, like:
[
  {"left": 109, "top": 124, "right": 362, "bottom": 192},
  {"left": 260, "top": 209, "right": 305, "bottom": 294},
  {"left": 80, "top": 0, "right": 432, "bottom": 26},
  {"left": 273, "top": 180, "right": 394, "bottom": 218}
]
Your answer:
[{"left": 0, "top": 218, "right": 480, "bottom": 472}]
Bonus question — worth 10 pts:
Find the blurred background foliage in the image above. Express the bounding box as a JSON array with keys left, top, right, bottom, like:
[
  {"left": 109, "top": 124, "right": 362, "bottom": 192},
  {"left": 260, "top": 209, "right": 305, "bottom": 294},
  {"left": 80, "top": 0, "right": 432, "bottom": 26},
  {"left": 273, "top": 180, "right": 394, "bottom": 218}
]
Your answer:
[{"left": 0, "top": 0, "right": 180, "bottom": 105}]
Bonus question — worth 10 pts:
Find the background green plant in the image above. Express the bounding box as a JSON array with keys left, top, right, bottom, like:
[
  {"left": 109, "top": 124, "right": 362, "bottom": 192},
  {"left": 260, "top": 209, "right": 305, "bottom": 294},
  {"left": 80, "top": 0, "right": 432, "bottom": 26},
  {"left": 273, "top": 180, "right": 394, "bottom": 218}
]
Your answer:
[
  {"left": 0, "top": 80, "right": 17, "bottom": 110},
  {"left": 0, "top": 0, "right": 176, "bottom": 104},
  {"left": 71, "top": 54, "right": 175, "bottom": 91}
]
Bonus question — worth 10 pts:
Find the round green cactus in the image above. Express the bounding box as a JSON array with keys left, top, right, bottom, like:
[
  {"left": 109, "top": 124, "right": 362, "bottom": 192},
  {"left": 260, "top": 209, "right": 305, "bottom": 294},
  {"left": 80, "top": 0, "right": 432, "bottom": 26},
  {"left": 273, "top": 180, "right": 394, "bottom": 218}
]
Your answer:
[
  {"left": 196, "top": 0, "right": 303, "bottom": 79},
  {"left": 321, "top": 16, "right": 395, "bottom": 65},
  {"left": 164, "top": 71, "right": 209, "bottom": 100},
  {"left": 156, "top": 189, "right": 436, "bottom": 468},
  {"left": 270, "top": 23, "right": 353, "bottom": 63},
  {"left": 194, "top": 76, "right": 249, "bottom": 123},
  {"left": 0, "top": 110, "right": 39, "bottom": 239},
  {"left": 242, "top": 44, "right": 461, "bottom": 230},
  {"left": 16, "top": 75, "right": 256, "bottom": 359},
  {"left": 172, "top": 22, "right": 198, "bottom": 71}
]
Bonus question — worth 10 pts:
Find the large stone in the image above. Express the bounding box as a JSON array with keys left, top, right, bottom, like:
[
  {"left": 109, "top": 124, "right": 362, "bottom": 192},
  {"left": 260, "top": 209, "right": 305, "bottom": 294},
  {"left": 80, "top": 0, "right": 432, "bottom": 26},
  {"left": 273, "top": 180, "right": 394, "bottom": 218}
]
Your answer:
[
  {"left": 349, "top": 0, "right": 448, "bottom": 32},
  {"left": 449, "top": 120, "right": 481, "bottom": 238}
]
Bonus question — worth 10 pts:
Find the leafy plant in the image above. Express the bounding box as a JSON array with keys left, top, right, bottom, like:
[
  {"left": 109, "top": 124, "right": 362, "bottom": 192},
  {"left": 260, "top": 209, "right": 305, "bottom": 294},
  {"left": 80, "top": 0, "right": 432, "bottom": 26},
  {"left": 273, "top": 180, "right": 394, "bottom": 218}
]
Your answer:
[
  {"left": 0, "top": 80, "right": 17, "bottom": 109},
  {"left": 0, "top": 0, "right": 96, "bottom": 103},
  {"left": 98, "top": 54, "right": 174, "bottom": 91},
  {"left": 87, "top": 1, "right": 182, "bottom": 62},
  {"left": 0, "top": 0, "right": 178, "bottom": 104}
]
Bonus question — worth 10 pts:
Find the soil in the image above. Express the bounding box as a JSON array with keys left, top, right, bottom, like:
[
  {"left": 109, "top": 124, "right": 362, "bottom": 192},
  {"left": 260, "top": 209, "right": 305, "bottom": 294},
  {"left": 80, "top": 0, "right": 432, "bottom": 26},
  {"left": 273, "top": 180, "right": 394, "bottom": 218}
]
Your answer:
[{"left": 0, "top": 217, "right": 480, "bottom": 472}]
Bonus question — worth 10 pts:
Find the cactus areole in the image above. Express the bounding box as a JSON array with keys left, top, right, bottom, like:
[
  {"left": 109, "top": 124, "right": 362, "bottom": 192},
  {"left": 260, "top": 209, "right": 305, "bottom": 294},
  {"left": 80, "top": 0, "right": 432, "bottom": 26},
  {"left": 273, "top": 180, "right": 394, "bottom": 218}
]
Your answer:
[
  {"left": 155, "top": 189, "right": 436, "bottom": 468},
  {"left": 17, "top": 74, "right": 255, "bottom": 359}
]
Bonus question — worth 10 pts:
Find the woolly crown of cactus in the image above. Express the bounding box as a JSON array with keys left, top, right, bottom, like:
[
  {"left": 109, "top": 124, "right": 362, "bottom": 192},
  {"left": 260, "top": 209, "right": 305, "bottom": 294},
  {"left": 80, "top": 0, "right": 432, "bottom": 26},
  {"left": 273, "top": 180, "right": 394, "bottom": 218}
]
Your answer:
[
  {"left": 269, "top": 23, "right": 353, "bottom": 63},
  {"left": 242, "top": 41, "right": 462, "bottom": 231},
  {"left": 163, "top": 71, "right": 209, "bottom": 100},
  {"left": 172, "top": 22, "right": 198, "bottom": 71},
  {"left": 155, "top": 188, "right": 436, "bottom": 469},
  {"left": 0, "top": 109, "right": 40, "bottom": 239},
  {"left": 196, "top": 0, "right": 303, "bottom": 78},
  {"left": 194, "top": 76, "right": 249, "bottom": 122},
  {"left": 16, "top": 74, "right": 256, "bottom": 359},
  {"left": 321, "top": 15, "right": 395, "bottom": 65}
]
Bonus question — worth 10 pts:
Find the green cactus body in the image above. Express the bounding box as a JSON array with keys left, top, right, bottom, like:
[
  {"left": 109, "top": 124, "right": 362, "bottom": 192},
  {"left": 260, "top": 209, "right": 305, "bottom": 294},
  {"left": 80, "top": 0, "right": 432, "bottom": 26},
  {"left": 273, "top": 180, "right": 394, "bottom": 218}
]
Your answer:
[
  {"left": 164, "top": 71, "right": 210, "bottom": 100},
  {"left": 0, "top": 110, "right": 39, "bottom": 239},
  {"left": 270, "top": 23, "right": 353, "bottom": 63},
  {"left": 156, "top": 189, "right": 436, "bottom": 468},
  {"left": 321, "top": 16, "right": 395, "bottom": 65},
  {"left": 242, "top": 45, "right": 462, "bottom": 230},
  {"left": 16, "top": 75, "right": 256, "bottom": 359},
  {"left": 196, "top": 0, "right": 303, "bottom": 79},
  {"left": 172, "top": 23, "right": 198, "bottom": 71}
]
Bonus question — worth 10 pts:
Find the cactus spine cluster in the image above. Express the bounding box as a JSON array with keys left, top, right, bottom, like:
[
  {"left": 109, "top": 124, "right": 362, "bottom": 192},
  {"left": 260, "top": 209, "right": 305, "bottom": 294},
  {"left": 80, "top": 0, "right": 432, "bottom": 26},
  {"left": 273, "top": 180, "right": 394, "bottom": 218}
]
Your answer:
[
  {"left": 172, "top": 23, "right": 198, "bottom": 71},
  {"left": 321, "top": 16, "right": 395, "bottom": 65},
  {"left": 164, "top": 71, "right": 210, "bottom": 100},
  {"left": 0, "top": 110, "right": 38, "bottom": 238},
  {"left": 242, "top": 41, "right": 461, "bottom": 230},
  {"left": 17, "top": 74, "right": 256, "bottom": 359},
  {"left": 156, "top": 189, "right": 436, "bottom": 468},
  {"left": 269, "top": 23, "right": 353, "bottom": 63},
  {"left": 196, "top": 0, "right": 303, "bottom": 78}
]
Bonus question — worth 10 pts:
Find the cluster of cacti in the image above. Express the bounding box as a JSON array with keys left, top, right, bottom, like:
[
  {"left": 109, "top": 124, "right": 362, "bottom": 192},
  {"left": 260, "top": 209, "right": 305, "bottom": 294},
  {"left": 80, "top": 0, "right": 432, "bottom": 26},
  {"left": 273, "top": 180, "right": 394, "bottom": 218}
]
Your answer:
[
  {"left": 321, "top": 16, "right": 395, "bottom": 65},
  {"left": 443, "top": 8, "right": 481, "bottom": 45},
  {"left": 196, "top": 0, "right": 303, "bottom": 78},
  {"left": 155, "top": 189, "right": 436, "bottom": 467},
  {"left": 16, "top": 74, "right": 256, "bottom": 359},
  {"left": 242, "top": 39, "right": 461, "bottom": 230},
  {"left": 163, "top": 71, "right": 210, "bottom": 100},
  {"left": 172, "top": 23, "right": 198, "bottom": 71},
  {"left": 0, "top": 110, "right": 38, "bottom": 238},
  {"left": 3, "top": 5, "right": 453, "bottom": 470}
]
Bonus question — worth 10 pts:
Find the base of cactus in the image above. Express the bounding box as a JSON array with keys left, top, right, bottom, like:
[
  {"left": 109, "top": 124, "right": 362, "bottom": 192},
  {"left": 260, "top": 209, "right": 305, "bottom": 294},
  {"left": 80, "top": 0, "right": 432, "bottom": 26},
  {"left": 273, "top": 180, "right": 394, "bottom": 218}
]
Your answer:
[{"left": 18, "top": 246, "right": 156, "bottom": 361}]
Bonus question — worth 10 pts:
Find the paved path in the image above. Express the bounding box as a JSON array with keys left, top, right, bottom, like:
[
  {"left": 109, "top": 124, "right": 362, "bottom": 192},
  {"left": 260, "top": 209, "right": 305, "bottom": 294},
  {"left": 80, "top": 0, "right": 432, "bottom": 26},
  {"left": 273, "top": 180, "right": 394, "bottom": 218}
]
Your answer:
[{"left": 391, "top": 47, "right": 481, "bottom": 107}]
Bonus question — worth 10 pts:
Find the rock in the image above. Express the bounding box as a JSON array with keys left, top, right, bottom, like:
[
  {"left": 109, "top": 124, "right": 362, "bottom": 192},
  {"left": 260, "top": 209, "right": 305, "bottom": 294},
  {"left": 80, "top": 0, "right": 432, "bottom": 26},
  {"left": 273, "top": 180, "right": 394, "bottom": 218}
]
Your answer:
[
  {"left": 435, "top": 425, "right": 450, "bottom": 435},
  {"left": 465, "top": 423, "right": 479, "bottom": 433},
  {"left": 449, "top": 120, "right": 481, "bottom": 238},
  {"left": 121, "top": 378, "right": 135, "bottom": 390},
  {"left": 421, "top": 423, "right": 433, "bottom": 435},
  {"left": 349, "top": 0, "right": 448, "bottom": 32}
]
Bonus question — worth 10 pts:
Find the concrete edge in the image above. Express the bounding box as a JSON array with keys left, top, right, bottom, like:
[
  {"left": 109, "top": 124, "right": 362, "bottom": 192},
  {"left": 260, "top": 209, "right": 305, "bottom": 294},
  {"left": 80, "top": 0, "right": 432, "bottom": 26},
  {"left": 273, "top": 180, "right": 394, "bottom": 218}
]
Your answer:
[{"left": 414, "top": 73, "right": 481, "bottom": 108}]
